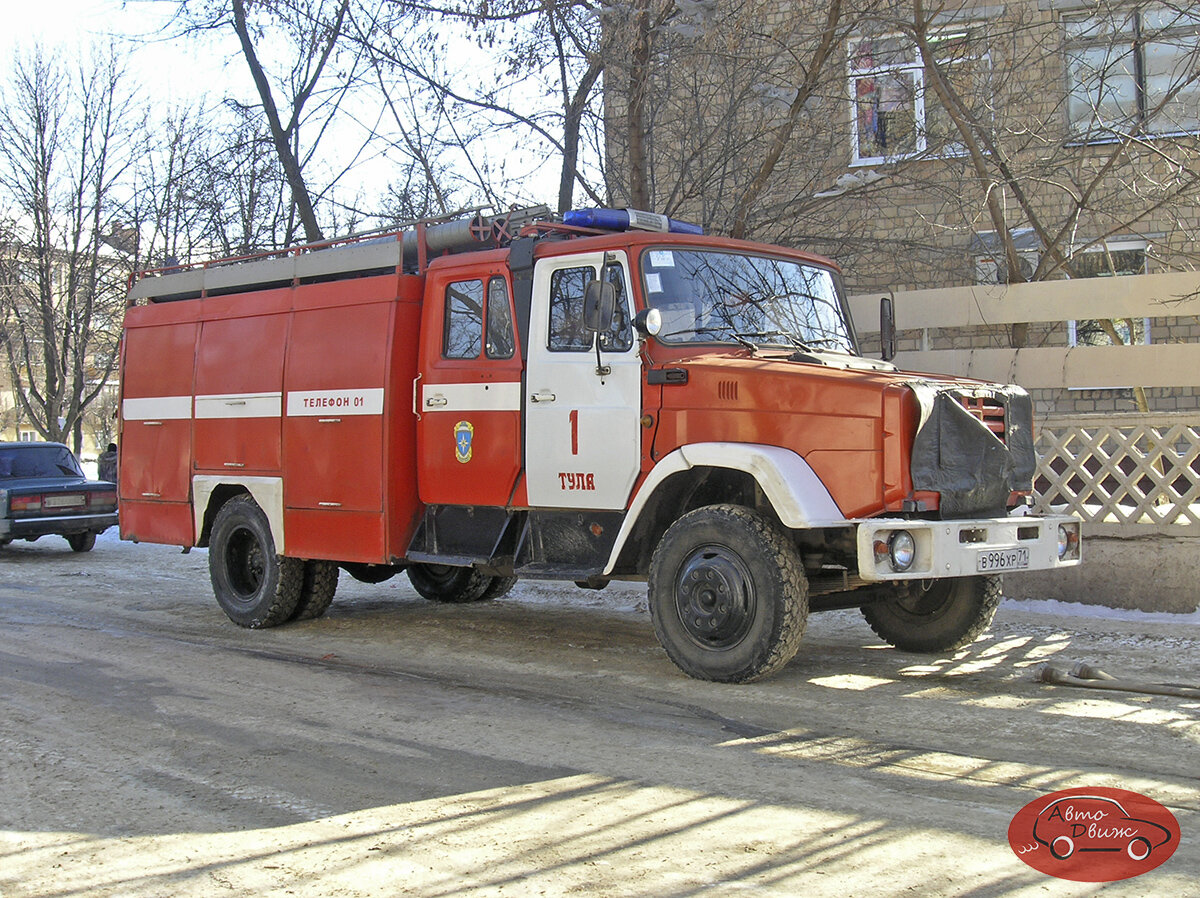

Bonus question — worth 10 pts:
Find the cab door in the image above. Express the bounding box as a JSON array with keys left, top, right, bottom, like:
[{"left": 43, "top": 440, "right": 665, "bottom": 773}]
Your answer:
[
  {"left": 417, "top": 267, "right": 524, "bottom": 507},
  {"left": 524, "top": 251, "right": 641, "bottom": 509}
]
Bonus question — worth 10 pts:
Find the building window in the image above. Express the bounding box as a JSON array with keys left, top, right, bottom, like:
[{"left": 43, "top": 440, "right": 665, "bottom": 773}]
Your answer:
[
  {"left": 849, "top": 29, "right": 988, "bottom": 165},
  {"left": 972, "top": 228, "right": 1041, "bottom": 284},
  {"left": 1067, "top": 241, "right": 1151, "bottom": 347},
  {"left": 1065, "top": 6, "right": 1200, "bottom": 140}
]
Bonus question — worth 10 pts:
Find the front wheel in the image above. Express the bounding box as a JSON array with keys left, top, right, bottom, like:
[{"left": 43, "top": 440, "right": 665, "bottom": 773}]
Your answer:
[
  {"left": 648, "top": 504, "right": 808, "bottom": 683},
  {"left": 208, "top": 495, "right": 303, "bottom": 628},
  {"left": 861, "top": 575, "right": 1001, "bottom": 653}
]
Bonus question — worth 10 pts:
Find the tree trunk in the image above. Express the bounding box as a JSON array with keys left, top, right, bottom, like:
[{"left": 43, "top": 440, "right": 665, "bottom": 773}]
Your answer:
[{"left": 231, "top": 0, "right": 324, "bottom": 244}]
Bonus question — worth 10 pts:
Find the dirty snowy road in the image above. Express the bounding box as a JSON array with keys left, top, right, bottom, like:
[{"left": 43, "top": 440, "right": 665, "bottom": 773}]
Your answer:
[{"left": 0, "top": 532, "right": 1197, "bottom": 897}]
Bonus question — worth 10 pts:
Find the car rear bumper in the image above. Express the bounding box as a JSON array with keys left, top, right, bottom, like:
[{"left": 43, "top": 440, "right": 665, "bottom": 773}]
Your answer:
[{"left": 0, "top": 513, "right": 118, "bottom": 541}]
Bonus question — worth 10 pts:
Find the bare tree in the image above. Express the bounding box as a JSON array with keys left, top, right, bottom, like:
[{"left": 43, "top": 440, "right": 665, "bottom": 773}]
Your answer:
[
  {"left": 0, "top": 46, "right": 137, "bottom": 452},
  {"left": 354, "top": 0, "right": 611, "bottom": 212},
  {"left": 602, "top": 0, "right": 879, "bottom": 240},
  {"left": 167, "top": 0, "right": 405, "bottom": 243}
]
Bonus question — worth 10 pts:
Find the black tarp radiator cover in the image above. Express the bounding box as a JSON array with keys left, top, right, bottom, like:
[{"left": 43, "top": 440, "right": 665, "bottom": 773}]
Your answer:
[{"left": 908, "top": 382, "right": 1036, "bottom": 519}]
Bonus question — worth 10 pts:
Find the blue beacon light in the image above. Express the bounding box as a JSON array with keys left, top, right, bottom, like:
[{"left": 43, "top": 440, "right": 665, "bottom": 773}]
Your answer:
[{"left": 563, "top": 208, "right": 704, "bottom": 235}]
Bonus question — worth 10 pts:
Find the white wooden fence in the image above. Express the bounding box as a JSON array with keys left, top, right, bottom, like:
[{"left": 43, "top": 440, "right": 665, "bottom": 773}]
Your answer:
[{"left": 1032, "top": 414, "right": 1200, "bottom": 536}]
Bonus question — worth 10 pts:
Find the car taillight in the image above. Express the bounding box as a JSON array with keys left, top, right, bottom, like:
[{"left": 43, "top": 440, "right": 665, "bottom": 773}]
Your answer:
[
  {"left": 10, "top": 494, "right": 43, "bottom": 514},
  {"left": 89, "top": 490, "right": 118, "bottom": 510}
]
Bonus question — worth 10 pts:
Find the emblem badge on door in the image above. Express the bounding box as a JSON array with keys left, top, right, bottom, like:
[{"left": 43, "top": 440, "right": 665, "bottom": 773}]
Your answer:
[{"left": 454, "top": 421, "right": 474, "bottom": 463}]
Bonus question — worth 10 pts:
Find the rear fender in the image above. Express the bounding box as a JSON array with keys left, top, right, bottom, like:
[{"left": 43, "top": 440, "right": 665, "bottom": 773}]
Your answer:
[{"left": 193, "top": 475, "right": 285, "bottom": 553}]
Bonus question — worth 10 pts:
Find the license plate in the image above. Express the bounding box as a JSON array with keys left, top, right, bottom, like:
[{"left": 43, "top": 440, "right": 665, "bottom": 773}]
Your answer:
[
  {"left": 44, "top": 494, "right": 85, "bottom": 508},
  {"left": 977, "top": 547, "right": 1029, "bottom": 572}
]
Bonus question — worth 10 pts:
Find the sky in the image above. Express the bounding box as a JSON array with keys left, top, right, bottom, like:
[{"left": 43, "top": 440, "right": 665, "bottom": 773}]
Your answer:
[
  {"left": 2, "top": 0, "right": 566, "bottom": 217},
  {"left": 4, "top": 0, "right": 231, "bottom": 103}
]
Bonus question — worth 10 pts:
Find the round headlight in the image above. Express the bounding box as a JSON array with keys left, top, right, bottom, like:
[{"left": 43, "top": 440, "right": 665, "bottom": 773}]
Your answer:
[
  {"left": 888, "top": 530, "right": 916, "bottom": 572},
  {"left": 634, "top": 307, "right": 662, "bottom": 337},
  {"left": 1057, "top": 524, "right": 1072, "bottom": 559}
]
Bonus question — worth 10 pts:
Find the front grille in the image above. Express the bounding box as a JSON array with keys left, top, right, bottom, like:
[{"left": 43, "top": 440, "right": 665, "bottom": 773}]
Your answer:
[{"left": 959, "top": 394, "right": 1006, "bottom": 441}]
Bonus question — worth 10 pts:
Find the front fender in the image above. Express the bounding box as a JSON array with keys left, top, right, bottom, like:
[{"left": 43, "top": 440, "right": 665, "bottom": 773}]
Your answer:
[{"left": 603, "top": 443, "right": 847, "bottom": 574}]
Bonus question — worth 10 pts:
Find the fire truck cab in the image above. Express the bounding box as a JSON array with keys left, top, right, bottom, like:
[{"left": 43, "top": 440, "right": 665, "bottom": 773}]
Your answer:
[{"left": 119, "top": 208, "right": 1081, "bottom": 682}]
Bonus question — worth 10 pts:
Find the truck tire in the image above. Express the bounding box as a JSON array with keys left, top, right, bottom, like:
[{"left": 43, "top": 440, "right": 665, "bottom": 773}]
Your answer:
[
  {"left": 208, "top": 495, "right": 303, "bottom": 628},
  {"left": 291, "top": 560, "right": 339, "bottom": 621},
  {"left": 67, "top": 532, "right": 96, "bottom": 553},
  {"left": 648, "top": 504, "right": 809, "bottom": 683},
  {"left": 862, "top": 575, "right": 1001, "bottom": 653},
  {"left": 407, "top": 563, "right": 493, "bottom": 603},
  {"left": 480, "top": 575, "right": 518, "bottom": 601}
]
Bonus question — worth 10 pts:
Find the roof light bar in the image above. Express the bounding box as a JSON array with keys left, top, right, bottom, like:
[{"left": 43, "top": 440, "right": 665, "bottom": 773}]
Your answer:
[{"left": 563, "top": 208, "right": 704, "bottom": 235}]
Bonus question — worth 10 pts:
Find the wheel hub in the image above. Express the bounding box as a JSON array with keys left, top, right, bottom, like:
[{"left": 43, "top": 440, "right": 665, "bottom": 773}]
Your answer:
[
  {"left": 226, "top": 526, "right": 265, "bottom": 599},
  {"left": 675, "top": 547, "right": 755, "bottom": 649}
]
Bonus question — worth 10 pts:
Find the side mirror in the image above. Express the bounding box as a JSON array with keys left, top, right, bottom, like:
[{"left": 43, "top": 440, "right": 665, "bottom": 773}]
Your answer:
[
  {"left": 880, "top": 295, "right": 896, "bottom": 362},
  {"left": 584, "top": 279, "right": 617, "bottom": 333}
]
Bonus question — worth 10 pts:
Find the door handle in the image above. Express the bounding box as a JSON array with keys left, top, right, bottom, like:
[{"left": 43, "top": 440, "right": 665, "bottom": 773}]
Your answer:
[
  {"left": 425, "top": 396, "right": 447, "bottom": 408},
  {"left": 530, "top": 391, "right": 556, "bottom": 403}
]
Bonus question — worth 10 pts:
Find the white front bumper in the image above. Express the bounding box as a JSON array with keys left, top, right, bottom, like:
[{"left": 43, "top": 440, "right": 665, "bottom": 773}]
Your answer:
[{"left": 855, "top": 514, "right": 1081, "bottom": 582}]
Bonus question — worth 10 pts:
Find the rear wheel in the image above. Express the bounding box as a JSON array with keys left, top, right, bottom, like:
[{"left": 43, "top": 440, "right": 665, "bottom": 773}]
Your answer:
[
  {"left": 291, "top": 561, "right": 339, "bottom": 621},
  {"left": 67, "top": 532, "right": 96, "bottom": 553},
  {"left": 407, "top": 563, "right": 493, "bottom": 603},
  {"left": 862, "top": 575, "right": 1001, "bottom": 653},
  {"left": 208, "top": 495, "right": 303, "bottom": 628},
  {"left": 648, "top": 504, "right": 808, "bottom": 683}
]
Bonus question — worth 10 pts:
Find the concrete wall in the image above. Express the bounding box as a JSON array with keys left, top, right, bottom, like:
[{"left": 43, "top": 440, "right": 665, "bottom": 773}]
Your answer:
[{"left": 1006, "top": 536, "right": 1200, "bottom": 614}]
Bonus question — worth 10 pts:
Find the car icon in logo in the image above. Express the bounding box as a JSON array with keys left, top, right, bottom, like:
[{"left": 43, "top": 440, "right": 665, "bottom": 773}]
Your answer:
[{"left": 1033, "top": 794, "right": 1173, "bottom": 861}]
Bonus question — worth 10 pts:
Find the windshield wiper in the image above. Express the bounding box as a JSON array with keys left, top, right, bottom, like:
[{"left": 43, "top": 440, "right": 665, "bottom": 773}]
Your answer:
[{"left": 734, "top": 330, "right": 806, "bottom": 349}]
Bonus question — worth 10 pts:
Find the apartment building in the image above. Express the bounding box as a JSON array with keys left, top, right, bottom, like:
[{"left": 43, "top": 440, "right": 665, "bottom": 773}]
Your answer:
[{"left": 607, "top": 0, "right": 1200, "bottom": 412}]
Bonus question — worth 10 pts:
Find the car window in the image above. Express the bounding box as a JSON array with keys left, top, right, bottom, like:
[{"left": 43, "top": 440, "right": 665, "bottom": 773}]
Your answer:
[{"left": 0, "top": 446, "right": 85, "bottom": 479}]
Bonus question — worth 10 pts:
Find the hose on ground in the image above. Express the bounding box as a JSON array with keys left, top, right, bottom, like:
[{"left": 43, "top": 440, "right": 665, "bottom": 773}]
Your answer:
[{"left": 1035, "top": 663, "right": 1200, "bottom": 699}]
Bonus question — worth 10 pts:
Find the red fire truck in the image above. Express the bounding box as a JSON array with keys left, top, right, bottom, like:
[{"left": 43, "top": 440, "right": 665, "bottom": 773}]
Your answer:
[{"left": 118, "top": 207, "right": 1080, "bottom": 682}]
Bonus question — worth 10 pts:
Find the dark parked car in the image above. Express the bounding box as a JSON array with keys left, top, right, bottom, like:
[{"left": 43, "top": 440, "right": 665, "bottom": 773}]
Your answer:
[{"left": 0, "top": 442, "right": 118, "bottom": 552}]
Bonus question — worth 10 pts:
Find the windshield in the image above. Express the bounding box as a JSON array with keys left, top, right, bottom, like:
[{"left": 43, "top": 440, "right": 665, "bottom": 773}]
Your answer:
[
  {"left": 0, "top": 445, "right": 85, "bottom": 479},
  {"left": 640, "top": 248, "right": 856, "bottom": 353}
]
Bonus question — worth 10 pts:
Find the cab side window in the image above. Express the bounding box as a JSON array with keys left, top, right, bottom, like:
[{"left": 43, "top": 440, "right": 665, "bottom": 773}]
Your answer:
[
  {"left": 485, "top": 276, "right": 515, "bottom": 359},
  {"left": 548, "top": 265, "right": 633, "bottom": 352},
  {"left": 599, "top": 265, "right": 634, "bottom": 353},
  {"left": 548, "top": 266, "right": 593, "bottom": 352},
  {"left": 444, "top": 279, "right": 484, "bottom": 359}
]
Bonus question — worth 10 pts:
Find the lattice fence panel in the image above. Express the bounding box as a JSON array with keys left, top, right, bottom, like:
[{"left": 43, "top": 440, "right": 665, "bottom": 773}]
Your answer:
[{"left": 1033, "top": 414, "right": 1200, "bottom": 535}]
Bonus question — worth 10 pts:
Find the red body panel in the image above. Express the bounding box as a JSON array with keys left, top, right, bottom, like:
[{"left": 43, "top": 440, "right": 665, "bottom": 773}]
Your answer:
[
  {"left": 119, "top": 321, "right": 198, "bottom": 505},
  {"left": 119, "top": 265, "right": 425, "bottom": 563},
  {"left": 283, "top": 299, "right": 390, "bottom": 512},
  {"left": 193, "top": 309, "right": 287, "bottom": 474},
  {"left": 648, "top": 356, "right": 923, "bottom": 519}
]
